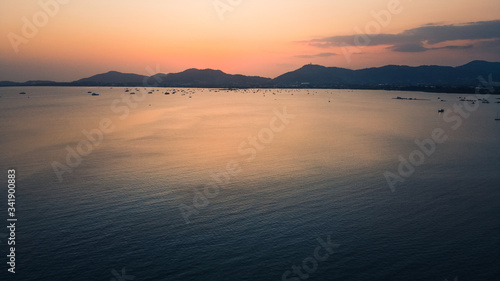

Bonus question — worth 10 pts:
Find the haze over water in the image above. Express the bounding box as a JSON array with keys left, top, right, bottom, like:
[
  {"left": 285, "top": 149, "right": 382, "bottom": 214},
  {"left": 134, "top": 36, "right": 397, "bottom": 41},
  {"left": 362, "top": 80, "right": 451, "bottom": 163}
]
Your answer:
[{"left": 0, "top": 87, "right": 499, "bottom": 280}]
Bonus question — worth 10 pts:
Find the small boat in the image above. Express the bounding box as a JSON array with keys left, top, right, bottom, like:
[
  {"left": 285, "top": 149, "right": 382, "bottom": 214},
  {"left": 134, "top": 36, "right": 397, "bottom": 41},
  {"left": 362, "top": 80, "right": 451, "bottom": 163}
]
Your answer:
[
  {"left": 438, "top": 109, "right": 445, "bottom": 113},
  {"left": 495, "top": 112, "right": 500, "bottom": 121},
  {"left": 19, "top": 92, "right": 26, "bottom": 95},
  {"left": 91, "top": 93, "right": 99, "bottom": 96},
  {"left": 130, "top": 92, "right": 135, "bottom": 95}
]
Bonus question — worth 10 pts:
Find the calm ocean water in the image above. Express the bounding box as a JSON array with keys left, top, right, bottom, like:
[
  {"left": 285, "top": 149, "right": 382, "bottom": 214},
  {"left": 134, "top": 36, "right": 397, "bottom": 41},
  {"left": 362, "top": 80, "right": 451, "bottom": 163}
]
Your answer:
[{"left": 0, "top": 87, "right": 499, "bottom": 281}]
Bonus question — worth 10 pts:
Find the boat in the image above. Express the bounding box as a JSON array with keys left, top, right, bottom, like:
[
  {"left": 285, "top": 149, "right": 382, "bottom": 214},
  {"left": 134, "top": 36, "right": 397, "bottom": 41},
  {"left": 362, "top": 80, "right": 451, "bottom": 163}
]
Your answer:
[
  {"left": 130, "top": 92, "right": 135, "bottom": 95},
  {"left": 438, "top": 109, "right": 444, "bottom": 113},
  {"left": 19, "top": 92, "right": 26, "bottom": 95},
  {"left": 495, "top": 112, "right": 500, "bottom": 121},
  {"left": 91, "top": 93, "right": 99, "bottom": 96}
]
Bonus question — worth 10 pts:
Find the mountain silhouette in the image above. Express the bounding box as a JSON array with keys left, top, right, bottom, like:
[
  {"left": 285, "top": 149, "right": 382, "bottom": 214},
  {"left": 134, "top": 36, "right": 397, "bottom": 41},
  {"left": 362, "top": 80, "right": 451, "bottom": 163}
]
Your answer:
[
  {"left": 72, "top": 71, "right": 147, "bottom": 85},
  {"left": 274, "top": 61, "right": 500, "bottom": 87},
  {"left": 1, "top": 61, "right": 499, "bottom": 93},
  {"left": 146, "top": 68, "right": 272, "bottom": 87}
]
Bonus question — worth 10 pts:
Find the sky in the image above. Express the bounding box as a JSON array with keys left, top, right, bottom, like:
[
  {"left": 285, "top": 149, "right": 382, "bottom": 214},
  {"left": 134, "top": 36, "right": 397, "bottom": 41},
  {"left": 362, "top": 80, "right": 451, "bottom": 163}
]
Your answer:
[{"left": 1, "top": 0, "right": 499, "bottom": 82}]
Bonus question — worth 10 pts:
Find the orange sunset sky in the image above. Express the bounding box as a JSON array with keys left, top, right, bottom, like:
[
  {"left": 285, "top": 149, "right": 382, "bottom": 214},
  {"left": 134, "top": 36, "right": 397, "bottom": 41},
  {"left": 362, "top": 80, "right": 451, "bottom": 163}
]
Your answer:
[{"left": 1, "top": 0, "right": 499, "bottom": 81}]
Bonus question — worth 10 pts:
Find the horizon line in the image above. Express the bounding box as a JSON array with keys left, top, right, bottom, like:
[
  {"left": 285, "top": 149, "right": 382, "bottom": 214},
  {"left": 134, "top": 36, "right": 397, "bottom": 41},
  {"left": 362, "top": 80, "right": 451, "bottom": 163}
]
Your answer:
[{"left": 3, "top": 59, "right": 499, "bottom": 83}]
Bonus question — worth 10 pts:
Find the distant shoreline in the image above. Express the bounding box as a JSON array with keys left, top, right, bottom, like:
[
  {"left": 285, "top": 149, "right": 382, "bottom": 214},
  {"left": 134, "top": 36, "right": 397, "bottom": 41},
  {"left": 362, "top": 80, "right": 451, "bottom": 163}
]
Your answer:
[
  {"left": 2, "top": 60, "right": 498, "bottom": 95},
  {"left": 0, "top": 84, "right": 488, "bottom": 95}
]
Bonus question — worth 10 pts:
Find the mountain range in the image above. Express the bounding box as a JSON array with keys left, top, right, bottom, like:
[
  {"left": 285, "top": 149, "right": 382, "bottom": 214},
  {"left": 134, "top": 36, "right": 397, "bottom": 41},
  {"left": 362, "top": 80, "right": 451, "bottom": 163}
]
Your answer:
[{"left": 2, "top": 60, "right": 499, "bottom": 93}]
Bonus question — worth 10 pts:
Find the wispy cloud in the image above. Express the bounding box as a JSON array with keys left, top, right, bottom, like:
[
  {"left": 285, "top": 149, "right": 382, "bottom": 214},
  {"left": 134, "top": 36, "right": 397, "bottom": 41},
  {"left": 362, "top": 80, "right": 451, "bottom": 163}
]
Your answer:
[
  {"left": 389, "top": 43, "right": 474, "bottom": 52},
  {"left": 295, "top": 52, "right": 337, "bottom": 59},
  {"left": 300, "top": 20, "right": 500, "bottom": 52},
  {"left": 477, "top": 38, "right": 500, "bottom": 49}
]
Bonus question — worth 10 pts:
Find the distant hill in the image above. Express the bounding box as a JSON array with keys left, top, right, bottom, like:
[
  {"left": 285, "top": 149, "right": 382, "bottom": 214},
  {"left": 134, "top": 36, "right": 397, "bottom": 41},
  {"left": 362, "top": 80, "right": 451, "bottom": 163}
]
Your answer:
[
  {"left": 1, "top": 61, "right": 499, "bottom": 93},
  {"left": 147, "top": 68, "right": 272, "bottom": 87},
  {"left": 457, "top": 60, "right": 500, "bottom": 74},
  {"left": 274, "top": 60, "right": 500, "bottom": 87},
  {"left": 72, "top": 71, "right": 147, "bottom": 86},
  {"left": 273, "top": 64, "right": 354, "bottom": 86},
  {"left": 69, "top": 69, "right": 272, "bottom": 87},
  {"left": 24, "top": 80, "right": 57, "bottom": 85},
  {"left": 0, "top": 81, "right": 22, "bottom": 86}
]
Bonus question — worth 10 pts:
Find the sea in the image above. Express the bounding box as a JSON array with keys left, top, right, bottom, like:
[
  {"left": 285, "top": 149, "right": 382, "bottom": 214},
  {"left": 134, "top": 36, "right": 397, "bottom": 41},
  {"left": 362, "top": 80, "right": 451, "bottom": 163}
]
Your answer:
[{"left": 0, "top": 87, "right": 499, "bottom": 281}]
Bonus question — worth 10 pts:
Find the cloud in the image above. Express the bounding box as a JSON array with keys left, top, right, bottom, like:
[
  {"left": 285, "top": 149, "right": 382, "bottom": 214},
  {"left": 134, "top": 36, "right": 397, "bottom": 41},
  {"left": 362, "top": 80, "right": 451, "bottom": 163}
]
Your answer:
[
  {"left": 295, "top": 52, "right": 337, "bottom": 58},
  {"left": 477, "top": 38, "right": 500, "bottom": 48},
  {"left": 300, "top": 20, "right": 500, "bottom": 53},
  {"left": 389, "top": 43, "right": 428, "bottom": 52},
  {"left": 437, "top": 44, "right": 474, "bottom": 50},
  {"left": 422, "top": 22, "right": 446, "bottom": 26},
  {"left": 388, "top": 43, "right": 474, "bottom": 52}
]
